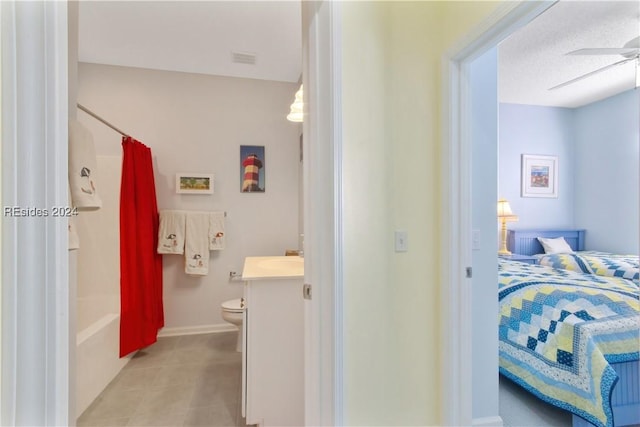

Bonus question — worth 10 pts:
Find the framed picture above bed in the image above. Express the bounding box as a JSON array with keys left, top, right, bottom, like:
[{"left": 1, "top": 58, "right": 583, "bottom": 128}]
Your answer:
[{"left": 521, "top": 154, "right": 558, "bottom": 198}]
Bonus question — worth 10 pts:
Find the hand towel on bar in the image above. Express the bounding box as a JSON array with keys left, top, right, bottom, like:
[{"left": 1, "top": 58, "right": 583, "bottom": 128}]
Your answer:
[
  {"left": 157, "top": 210, "right": 186, "bottom": 254},
  {"left": 208, "top": 211, "right": 226, "bottom": 250},
  {"left": 185, "top": 212, "right": 210, "bottom": 275},
  {"left": 68, "top": 216, "right": 80, "bottom": 251},
  {"left": 69, "top": 119, "right": 102, "bottom": 210}
]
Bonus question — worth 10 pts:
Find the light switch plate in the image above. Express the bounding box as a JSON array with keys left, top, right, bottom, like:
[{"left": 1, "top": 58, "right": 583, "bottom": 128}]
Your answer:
[
  {"left": 395, "top": 231, "right": 408, "bottom": 252},
  {"left": 472, "top": 229, "right": 480, "bottom": 250}
]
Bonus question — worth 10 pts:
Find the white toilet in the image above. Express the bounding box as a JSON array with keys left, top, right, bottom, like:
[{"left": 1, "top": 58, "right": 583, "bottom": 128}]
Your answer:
[{"left": 221, "top": 298, "right": 244, "bottom": 352}]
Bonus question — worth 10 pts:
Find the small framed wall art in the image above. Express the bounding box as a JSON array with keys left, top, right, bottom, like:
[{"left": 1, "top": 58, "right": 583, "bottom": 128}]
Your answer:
[
  {"left": 175, "top": 173, "right": 214, "bottom": 194},
  {"left": 521, "top": 154, "right": 558, "bottom": 198},
  {"left": 240, "top": 145, "right": 265, "bottom": 193}
]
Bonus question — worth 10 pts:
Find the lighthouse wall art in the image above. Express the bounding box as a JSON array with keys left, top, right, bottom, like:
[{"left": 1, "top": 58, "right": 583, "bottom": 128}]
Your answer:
[{"left": 240, "top": 145, "right": 266, "bottom": 193}]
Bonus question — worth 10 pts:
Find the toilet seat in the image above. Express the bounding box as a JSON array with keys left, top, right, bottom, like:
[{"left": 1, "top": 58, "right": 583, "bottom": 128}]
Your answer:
[{"left": 221, "top": 298, "right": 244, "bottom": 313}]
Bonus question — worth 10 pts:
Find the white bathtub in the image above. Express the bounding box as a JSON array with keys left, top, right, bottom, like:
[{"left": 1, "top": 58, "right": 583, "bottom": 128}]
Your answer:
[{"left": 76, "top": 313, "right": 130, "bottom": 418}]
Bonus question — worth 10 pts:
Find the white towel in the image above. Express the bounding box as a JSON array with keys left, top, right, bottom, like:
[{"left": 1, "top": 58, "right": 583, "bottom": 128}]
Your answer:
[
  {"left": 185, "top": 212, "right": 210, "bottom": 276},
  {"left": 69, "top": 119, "right": 102, "bottom": 211},
  {"left": 208, "top": 211, "right": 226, "bottom": 250},
  {"left": 68, "top": 216, "right": 80, "bottom": 251},
  {"left": 157, "top": 210, "right": 186, "bottom": 254}
]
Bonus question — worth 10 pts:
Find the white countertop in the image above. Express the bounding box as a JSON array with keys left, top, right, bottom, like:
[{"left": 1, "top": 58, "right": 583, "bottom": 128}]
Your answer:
[{"left": 242, "top": 256, "right": 304, "bottom": 280}]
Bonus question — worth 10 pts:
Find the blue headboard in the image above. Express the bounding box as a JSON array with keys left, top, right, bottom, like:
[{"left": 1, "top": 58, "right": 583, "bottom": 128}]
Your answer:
[{"left": 507, "top": 229, "right": 586, "bottom": 255}]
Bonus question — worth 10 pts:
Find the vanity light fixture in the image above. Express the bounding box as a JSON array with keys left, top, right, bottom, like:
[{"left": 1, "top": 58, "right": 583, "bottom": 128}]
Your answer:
[
  {"left": 497, "top": 199, "right": 519, "bottom": 255},
  {"left": 287, "top": 84, "right": 303, "bottom": 122}
]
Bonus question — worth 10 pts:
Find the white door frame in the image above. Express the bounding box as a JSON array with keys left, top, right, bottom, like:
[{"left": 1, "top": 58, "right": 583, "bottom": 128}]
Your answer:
[
  {"left": 301, "top": 1, "right": 343, "bottom": 425},
  {"left": 440, "top": 1, "right": 556, "bottom": 425},
  {"left": 1, "top": 1, "right": 71, "bottom": 425}
]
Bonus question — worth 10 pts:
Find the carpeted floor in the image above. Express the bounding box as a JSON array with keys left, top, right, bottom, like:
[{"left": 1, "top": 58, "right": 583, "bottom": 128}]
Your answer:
[{"left": 499, "top": 374, "right": 572, "bottom": 427}]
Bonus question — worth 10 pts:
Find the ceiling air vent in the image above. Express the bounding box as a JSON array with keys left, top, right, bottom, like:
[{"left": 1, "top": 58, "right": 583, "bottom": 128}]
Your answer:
[{"left": 231, "top": 51, "right": 256, "bottom": 65}]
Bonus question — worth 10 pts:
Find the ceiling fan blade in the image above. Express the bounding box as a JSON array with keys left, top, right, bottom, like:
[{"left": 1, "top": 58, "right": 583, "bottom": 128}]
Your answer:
[
  {"left": 567, "top": 48, "right": 640, "bottom": 56},
  {"left": 549, "top": 57, "right": 635, "bottom": 91}
]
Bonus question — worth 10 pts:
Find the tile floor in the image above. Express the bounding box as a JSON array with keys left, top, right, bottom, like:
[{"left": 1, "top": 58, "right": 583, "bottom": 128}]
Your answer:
[{"left": 77, "top": 332, "right": 251, "bottom": 427}]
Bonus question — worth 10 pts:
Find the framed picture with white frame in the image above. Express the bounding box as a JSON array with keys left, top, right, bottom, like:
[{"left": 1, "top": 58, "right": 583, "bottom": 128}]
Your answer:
[
  {"left": 175, "top": 173, "right": 214, "bottom": 194},
  {"left": 521, "top": 154, "right": 558, "bottom": 198}
]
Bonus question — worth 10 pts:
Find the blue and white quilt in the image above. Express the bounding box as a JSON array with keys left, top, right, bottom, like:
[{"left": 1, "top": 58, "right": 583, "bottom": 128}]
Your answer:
[
  {"left": 499, "top": 259, "right": 639, "bottom": 427},
  {"left": 536, "top": 251, "right": 639, "bottom": 284}
]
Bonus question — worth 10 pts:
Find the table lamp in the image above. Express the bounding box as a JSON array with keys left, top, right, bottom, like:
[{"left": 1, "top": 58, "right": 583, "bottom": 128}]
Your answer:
[{"left": 497, "top": 199, "right": 518, "bottom": 255}]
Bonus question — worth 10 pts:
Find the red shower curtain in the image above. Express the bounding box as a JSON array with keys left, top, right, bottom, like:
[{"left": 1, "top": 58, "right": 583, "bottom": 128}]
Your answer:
[{"left": 119, "top": 136, "right": 164, "bottom": 357}]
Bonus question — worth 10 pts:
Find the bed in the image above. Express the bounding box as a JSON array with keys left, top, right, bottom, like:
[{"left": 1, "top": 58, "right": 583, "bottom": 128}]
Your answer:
[
  {"left": 498, "top": 259, "right": 640, "bottom": 427},
  {"left": 507, "top": 229, "right": 639, "bottom": 284}
]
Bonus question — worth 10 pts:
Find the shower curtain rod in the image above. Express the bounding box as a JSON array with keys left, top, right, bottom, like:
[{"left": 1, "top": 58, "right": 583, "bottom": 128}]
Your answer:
[{"left": 77, "top": 103, "right": 129, "bottom": 137}]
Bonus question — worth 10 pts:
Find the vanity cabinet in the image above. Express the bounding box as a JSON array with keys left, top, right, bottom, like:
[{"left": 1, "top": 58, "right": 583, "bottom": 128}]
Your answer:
[{"left": 241, "top": 256, "right": 304, "bottom": 426}]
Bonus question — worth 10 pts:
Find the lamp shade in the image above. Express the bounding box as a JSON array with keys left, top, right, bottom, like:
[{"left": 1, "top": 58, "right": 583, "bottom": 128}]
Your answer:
[
  {"left": 497, "top": 199, "right": 518, "bottom": 221},
  {"left": 287, "top": 84, "right": 303, "bottom": 122}
]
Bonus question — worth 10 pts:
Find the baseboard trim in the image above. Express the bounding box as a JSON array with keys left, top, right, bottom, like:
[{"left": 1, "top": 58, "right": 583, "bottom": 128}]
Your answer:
[
  {"left": 157, "top": 323, "right": 237, "bottom": 337},
  {"left": 473, "top": 416, "right": 504, "bottom": 426}
]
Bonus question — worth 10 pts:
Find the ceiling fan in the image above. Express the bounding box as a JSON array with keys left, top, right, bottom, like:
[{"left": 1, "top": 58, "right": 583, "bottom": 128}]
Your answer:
[{"left": 549, "top": 36, "right": 640, "bottom": 91}]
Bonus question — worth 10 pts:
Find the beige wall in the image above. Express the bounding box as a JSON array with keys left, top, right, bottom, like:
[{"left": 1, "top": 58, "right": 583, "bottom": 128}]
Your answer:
[
  {"left": 441, "top": 1, "right": 505, "bottom": 47},
  {"left": 342, "top": 2, "right": 394, "bottom": 424},
  {"left": 341, "top": 2, "right": 502, "bottom": 425}
]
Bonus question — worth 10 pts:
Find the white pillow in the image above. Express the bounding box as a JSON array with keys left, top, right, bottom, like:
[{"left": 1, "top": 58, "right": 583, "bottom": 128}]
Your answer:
[{"left": 537, "top": 236, "right": 574, "bottom": 254}]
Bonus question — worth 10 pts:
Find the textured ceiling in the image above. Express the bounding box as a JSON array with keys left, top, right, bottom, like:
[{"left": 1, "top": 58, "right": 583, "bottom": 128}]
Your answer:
[
  {"left": 79, "top": 1, "right": 639, "bottom": 108},
  {"left": 499, "top": 1, "right": 639, "bottom": 108}
]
